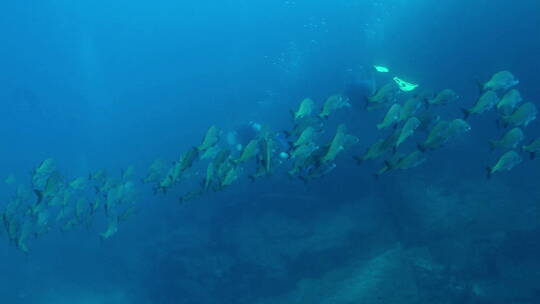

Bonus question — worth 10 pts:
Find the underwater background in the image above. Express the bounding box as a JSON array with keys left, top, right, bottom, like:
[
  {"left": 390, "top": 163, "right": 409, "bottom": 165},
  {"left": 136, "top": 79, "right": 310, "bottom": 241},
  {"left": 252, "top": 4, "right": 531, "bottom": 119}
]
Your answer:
[{"left": 1, "top": 0, "right": 540, "bottom": 303}]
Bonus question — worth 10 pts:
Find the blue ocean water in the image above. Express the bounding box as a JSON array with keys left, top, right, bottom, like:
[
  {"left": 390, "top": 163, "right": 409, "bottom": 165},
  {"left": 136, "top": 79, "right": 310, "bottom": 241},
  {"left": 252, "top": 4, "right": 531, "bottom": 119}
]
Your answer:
[{"left": 1, "top": 1, "right": 540, "bottom": 303}]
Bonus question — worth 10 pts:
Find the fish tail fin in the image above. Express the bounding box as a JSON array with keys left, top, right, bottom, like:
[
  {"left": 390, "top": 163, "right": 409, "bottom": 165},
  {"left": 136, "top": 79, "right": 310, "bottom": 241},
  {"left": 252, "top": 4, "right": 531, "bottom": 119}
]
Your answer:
[
  {"left": 417, "top": 143, "right": 426, "bottom": 153},
  {"left": 461, "top": 108, "right": 470, "bottom": 120},
  {"left": 486, "top": 166, "right": 492, "bottom": 179},
  {"left": 298, "top": 175, "right": 309, "bottom": 184},
  {"left": 353, "top": 156, "right": 363, "bottom": 166},
  {"left": 423, "top": 97, "right": 431, "bottom": 109},
  {"left": 287, "top": 141, "right": 295, "bottom": 150},
  {"left": 33, "top": 189, "right": 43, "bottom": 204},
  {"left": 155, "top": 186, "right": 167, "bottom": 195},
  {"left": 475, "top": 79, "right": 484, "bottom": 93},
  {"left": 488, "top": 140, "right": 497, "bottom": 151},
  {"left": 384, "top": 160, "right": 394, "bottom": 170},
  {"left": 289, "top": 109, "right": 296, "bottom": 121}
]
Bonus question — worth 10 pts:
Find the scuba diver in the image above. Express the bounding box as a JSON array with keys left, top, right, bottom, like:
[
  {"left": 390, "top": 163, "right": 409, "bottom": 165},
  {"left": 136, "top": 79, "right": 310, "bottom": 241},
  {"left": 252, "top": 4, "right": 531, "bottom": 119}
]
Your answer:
[
  {"left": 343, "top": 66, "right": 377, "bottom": 107},
  {"left": 226, "top": 121, "right": 290, "bottom": 159},
  {"left": 226, "top": 121, "right": 262, "bottom": 152}
]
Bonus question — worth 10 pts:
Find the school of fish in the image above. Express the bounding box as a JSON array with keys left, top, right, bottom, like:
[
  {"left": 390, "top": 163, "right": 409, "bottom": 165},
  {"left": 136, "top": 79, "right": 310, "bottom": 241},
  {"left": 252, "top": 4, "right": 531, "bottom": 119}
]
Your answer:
[{"left": 1, "top": 69, "right": 537, "bottom": 252}]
